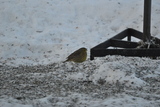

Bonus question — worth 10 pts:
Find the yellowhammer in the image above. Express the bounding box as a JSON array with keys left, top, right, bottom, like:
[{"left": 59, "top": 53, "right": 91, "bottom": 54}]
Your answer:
[{"left": 63, "top": 47, "right": 87, "bottom": 63}]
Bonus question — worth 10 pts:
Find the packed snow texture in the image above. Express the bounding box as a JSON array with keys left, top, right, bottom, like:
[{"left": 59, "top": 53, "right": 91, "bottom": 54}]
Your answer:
[{"left": 0, "top": 0, "right": 160, "bottom": 107}]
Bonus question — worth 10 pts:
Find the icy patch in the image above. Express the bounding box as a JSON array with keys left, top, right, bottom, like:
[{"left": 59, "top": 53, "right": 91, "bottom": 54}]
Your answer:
[{"left": 90, "top": 61, "right": 147, "bottom": 87}]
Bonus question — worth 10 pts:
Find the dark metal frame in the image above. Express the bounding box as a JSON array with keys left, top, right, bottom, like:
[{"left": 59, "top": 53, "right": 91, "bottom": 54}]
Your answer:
[{"left": 90, "top": 0, "right": 160, "bottom": 60}]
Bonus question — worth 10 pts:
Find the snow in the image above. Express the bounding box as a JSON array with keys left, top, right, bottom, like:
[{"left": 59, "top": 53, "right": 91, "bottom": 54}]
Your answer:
[
  {"left": 0, "top": 0, "right": 160, "bottom": 107},
  {"left": 90, "top": 61, "right": 147, "bottom": 87}
]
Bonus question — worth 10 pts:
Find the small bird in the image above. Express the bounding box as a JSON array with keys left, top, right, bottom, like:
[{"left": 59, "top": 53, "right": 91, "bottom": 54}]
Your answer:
[{"left": 63, "top": 47, "right": 87, "bottom": 63}]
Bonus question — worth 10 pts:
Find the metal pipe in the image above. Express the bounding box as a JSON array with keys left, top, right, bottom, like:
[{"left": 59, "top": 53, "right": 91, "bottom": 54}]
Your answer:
[{"left": 143, "top": 0, "right": 152, "bottom": 42}]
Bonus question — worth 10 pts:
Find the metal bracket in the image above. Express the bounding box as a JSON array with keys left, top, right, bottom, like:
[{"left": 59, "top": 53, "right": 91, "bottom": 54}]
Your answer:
[
  {"left": 90, "top": 28, "right": 160, "bottom": 60},
  {"left": 90, "top": 0, "right": 160, "bottom": 60}
]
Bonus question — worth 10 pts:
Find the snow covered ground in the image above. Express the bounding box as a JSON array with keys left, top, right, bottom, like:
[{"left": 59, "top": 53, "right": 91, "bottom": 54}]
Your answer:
[{"left": 0, "top": 0, "right": 160, "bottom": 107}]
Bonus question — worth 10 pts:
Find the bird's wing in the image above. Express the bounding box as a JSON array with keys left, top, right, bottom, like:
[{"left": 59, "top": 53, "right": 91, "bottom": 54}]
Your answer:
[{"left": 67, "top": 49, "right": 81, "bottom": 59}]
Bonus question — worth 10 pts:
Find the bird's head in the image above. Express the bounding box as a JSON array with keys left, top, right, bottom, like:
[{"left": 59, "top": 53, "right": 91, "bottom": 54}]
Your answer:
[{"left": 80, "top": 47, "right": 87, "bottom": 52}]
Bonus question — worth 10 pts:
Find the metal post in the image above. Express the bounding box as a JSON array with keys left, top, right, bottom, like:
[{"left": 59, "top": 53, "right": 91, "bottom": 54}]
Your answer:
[{"left": 143, "top": 0, "right": 152, "bottom": 42}]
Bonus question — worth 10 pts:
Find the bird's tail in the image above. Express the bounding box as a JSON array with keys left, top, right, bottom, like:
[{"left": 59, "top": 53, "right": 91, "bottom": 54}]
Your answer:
[
  {"left": 63, "top": 59, "right": 68, "bottom": 63},
  {"left": 63, "top": 61, "right": 67, "bottom": 63}
]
